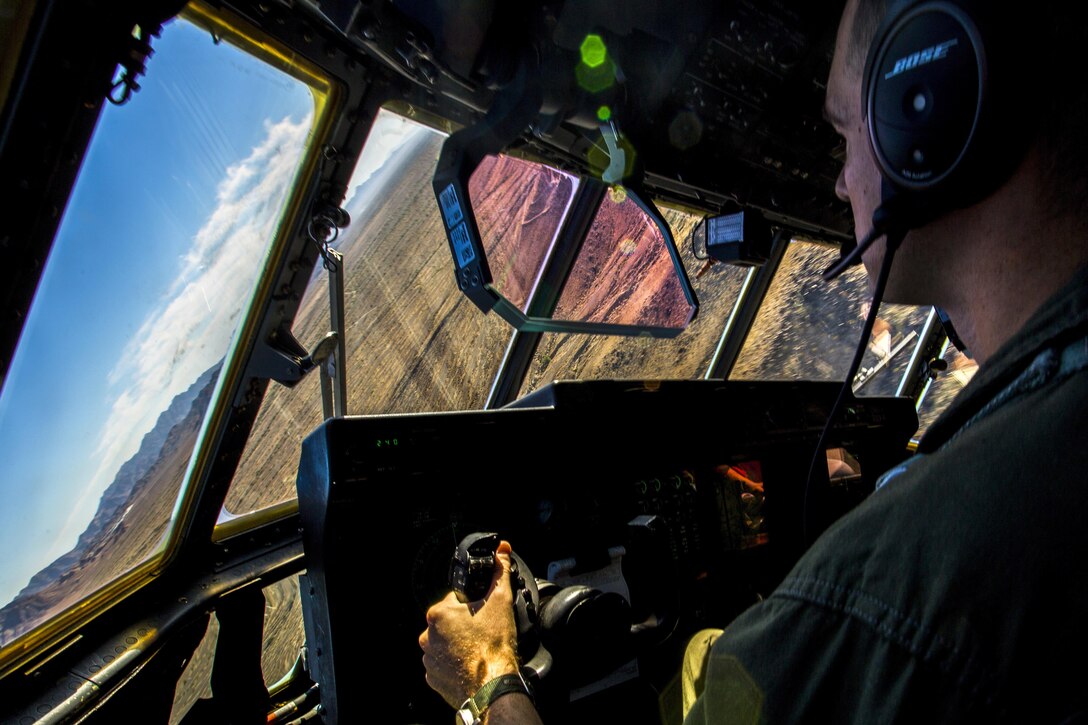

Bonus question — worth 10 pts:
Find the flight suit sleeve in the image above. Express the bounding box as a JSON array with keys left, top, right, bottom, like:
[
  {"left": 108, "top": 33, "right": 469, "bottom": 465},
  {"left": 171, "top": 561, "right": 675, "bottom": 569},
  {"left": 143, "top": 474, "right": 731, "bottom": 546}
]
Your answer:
[{"left": 683, "top": 594, "right": 977, "bottom": 724}]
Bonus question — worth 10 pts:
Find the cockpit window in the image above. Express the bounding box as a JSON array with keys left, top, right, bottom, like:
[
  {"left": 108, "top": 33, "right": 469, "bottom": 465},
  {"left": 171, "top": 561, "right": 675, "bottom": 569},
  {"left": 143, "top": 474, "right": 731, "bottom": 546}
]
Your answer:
[
  {"left": 518, "top": 206, "right": 747, "bottom": 394},
  {"left": 170, "top": 573, "right": 305, "bottom": 722},
  {"left": 223, "top": 264, "right": 330, "bottom": 519},
  {"left": 730, "top": 240, "right": 931, "bottom": 397},
  {"left": 222, "top": 110, "right": 515, "bottom": 518},
  {"left": 0, "top": 15, "right": 316, "bottom": 654},
  {"left": 916, "top": 342, "right": 978, "bottom": 436}
]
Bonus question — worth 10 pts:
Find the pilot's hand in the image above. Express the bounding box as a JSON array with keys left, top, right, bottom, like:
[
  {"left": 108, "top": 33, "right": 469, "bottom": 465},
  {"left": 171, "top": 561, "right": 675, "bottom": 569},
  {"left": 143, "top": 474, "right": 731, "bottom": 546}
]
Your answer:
[{"left": 420, "top": 539, "right": 520, "bottom": 708}]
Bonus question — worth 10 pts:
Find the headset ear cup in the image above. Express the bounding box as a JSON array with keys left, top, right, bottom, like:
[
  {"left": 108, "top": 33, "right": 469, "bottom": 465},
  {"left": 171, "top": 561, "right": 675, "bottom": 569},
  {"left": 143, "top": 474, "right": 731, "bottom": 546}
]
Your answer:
[
  {"left": 861, "top": 1, "right": 1035, "bottom": 217},
  {"left": 865, "top": 1, "right": 984, "bottom": 195}
]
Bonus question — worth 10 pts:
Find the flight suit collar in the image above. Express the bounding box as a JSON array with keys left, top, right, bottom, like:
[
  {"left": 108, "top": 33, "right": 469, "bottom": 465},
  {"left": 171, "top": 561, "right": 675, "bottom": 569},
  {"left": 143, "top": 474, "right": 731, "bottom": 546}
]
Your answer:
[{"left": 918, "top": 263, "right": 1088, "bottom": 453}]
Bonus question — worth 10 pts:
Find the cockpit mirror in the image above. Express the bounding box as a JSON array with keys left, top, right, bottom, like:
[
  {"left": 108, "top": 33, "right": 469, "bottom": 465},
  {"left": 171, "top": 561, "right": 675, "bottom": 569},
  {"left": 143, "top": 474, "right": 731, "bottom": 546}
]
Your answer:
[
  {"left": 439, "top": 153, "right": 697, "bottom": 337},
  {"left": 466, "top": 154, "right": 578, "bottom": 315},
  {"left": 546, "top": 182, "right": 696, "bottom": 330}
]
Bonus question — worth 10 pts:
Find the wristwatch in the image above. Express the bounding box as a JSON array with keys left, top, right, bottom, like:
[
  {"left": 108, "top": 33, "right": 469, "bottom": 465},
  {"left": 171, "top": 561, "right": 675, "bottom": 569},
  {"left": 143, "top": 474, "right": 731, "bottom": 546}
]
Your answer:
[{"left": 455, "top": 672, "right": 532, "bottom": 725}]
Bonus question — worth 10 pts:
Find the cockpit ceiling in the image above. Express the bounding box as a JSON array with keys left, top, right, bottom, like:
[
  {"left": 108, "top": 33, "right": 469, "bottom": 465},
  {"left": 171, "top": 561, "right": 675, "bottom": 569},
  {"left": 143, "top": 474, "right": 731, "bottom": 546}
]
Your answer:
[{"left": 312, "top": 0, "right": 852, "bottom": 239}]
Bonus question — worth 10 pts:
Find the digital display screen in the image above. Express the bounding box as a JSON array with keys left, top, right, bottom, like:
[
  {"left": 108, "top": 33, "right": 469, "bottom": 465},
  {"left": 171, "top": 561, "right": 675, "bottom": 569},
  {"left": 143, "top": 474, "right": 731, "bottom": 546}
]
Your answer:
[
  {"left": 826, "top": 447, "right": 862, "bottom": 483},
  {"left": 707, "top": 213, "right": 744, "bottom": 247},
  {"left": 715, "top": 460, "right": 767, "bottom": 549}
]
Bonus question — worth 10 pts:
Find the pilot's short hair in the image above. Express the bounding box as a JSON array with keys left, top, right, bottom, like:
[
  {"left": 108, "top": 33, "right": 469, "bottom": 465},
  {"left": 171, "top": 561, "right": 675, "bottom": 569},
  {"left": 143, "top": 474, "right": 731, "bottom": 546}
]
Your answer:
[
  {"left": 844, "top": 0, "right": 886, "bottom": 73},
  {"left": 844, "top": 0, "right": 1088, "bottom": 221}
]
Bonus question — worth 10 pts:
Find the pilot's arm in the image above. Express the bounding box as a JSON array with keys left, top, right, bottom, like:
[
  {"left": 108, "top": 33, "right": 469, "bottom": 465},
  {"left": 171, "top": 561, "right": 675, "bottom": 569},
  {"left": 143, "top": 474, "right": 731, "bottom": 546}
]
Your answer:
[{"left": 420, "top": 540, "right": 544, "bottom": 724}]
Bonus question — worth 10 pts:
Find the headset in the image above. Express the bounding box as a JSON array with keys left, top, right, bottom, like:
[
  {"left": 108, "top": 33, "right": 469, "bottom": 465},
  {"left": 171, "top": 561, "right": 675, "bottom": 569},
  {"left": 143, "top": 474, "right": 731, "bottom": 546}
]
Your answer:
[
  {"left": 807, "top": 0, "right": 1036, "bottom": 539},
  {"left": 824, "top": 0, "right": 1036, "bottom": 279}
]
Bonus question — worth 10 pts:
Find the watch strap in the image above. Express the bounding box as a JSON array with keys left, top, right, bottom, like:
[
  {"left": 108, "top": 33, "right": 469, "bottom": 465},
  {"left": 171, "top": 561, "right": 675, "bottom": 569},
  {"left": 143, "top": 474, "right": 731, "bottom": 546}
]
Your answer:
[{"left": 456, "top": 673, "right": 531, "bottom": 725}]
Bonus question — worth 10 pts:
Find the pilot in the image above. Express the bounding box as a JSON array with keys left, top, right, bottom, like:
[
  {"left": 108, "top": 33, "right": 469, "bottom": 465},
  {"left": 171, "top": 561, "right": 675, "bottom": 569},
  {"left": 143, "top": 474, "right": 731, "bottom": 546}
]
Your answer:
[{"left": 420, "top": 0, "right": 1088, "bottom": 721}]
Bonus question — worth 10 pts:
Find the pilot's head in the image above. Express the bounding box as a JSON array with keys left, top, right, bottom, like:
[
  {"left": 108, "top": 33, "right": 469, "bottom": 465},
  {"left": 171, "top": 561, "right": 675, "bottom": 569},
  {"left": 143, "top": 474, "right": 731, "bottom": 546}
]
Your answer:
[{"left": 825, "top": 0, "right": 1088, "bottom": 317}]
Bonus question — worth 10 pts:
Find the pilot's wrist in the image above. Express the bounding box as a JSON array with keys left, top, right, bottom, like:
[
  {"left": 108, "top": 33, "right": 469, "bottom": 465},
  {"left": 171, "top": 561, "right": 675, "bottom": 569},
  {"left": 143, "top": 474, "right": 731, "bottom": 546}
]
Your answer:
[
  {"left": 483, "top": 690, "right": 536, "bottom": 724},
  {"left": 473, "top": 651, "right": 519, "bottom": 696},
  {"left": 457, "top": 670, "right": 534, "bottom": 725},
  {"left": 487, "top": 650, "right": 519, "bottom": 676}
]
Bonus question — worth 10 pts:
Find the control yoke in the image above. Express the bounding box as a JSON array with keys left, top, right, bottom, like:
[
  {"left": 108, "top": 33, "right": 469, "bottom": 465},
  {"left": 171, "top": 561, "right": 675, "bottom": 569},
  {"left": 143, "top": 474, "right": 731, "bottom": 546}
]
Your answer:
[{"left": 449, "top": 529, "right": 676, "bottom": 692}]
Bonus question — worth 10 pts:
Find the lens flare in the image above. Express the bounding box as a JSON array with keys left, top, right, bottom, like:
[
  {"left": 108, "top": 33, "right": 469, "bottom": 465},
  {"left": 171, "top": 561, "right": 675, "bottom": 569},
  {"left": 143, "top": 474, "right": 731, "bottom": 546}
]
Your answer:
[{"left": 580, "top": 34, "right": 608, "bottom": 68}]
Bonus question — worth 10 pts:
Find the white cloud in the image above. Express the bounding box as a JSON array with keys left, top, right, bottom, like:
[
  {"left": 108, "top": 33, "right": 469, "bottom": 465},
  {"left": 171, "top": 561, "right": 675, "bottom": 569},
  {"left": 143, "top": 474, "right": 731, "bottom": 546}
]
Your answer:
[
  {"left": 60, "top": 112, "right": 313, "bottom": 546},
  {"left": 342, "top": 110, "right": 441, "bottom": 210}
]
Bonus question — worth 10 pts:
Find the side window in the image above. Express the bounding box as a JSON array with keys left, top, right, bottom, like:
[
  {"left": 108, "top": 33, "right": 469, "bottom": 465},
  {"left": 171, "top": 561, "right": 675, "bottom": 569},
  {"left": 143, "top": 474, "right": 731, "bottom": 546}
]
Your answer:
[
  {"left": 223, "top": 274, "right": 331, "bottom": 519},
  {"left": 731, "top": 240, "right": 931, "bottom": 396},
  {"left": 0, "top": 16, "right": 316, "bottom": 654},
  {"left": 170, "top": 574, "right": 306, "bottom": 723},
  {"left": 223, "top": 110, "right": 514, "bottom": 518},
  {"left": 915, "top": 343, "right": 978, "bottom": 436}
]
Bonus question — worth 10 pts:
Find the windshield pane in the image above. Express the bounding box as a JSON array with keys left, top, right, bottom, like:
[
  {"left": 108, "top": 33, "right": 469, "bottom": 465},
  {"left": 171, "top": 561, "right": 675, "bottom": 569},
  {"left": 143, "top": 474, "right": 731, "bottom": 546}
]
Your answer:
[
  {"left": 731, "top": 240, "right": 930, "bottom": 393},
  {"left": 916, "top": 343, "right": 978, "bottom": 437},
  {"left": 339, "top": 114, "right": 512, "bottom": 414},
  {"left": 170, "top": 573, "right": 305, "bottom": 723},
  {"left": 518, "top": 206, "right": 746, "bottom": 394},
  {"left": 0, "top": 17, "right": 314, "bottom": 650},
  {"left": 223, "top": 110, "right": 513, "bottom": 517}
]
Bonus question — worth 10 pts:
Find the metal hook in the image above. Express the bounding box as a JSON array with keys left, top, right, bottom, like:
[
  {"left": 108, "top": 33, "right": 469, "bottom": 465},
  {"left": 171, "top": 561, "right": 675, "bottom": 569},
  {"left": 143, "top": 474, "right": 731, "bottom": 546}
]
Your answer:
[
  {"left": 307, "top": 206, "right": 350, "bottom": 271},
  {"left": 308, "top": 216, "right": 340, "bottom": 271},
  {"left": 107, "top": 23, "right": 158, "bottom": 106},
  {"left": 108, "top": 78, "right": 137, "bottom": 105}
]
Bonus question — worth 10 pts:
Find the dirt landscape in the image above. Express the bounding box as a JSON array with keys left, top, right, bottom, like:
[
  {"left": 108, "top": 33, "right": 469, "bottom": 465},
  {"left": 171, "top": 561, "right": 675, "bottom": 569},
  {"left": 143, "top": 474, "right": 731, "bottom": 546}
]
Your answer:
[
  {"left": 731, "top": 242, "right": 933, "bottom": 395},
  {"left": 553, "top": 190, "right": 694, "bottom": 328},
  {"left": 0, "top": 364, "right": 220, "bottom": 646}
]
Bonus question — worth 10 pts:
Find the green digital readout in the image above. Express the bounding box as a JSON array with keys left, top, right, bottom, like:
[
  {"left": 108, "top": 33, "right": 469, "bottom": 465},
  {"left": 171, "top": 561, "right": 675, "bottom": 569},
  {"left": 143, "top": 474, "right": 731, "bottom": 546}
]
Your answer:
[{"left": 375, "top": 438, "right": 399, "bottom": 448}]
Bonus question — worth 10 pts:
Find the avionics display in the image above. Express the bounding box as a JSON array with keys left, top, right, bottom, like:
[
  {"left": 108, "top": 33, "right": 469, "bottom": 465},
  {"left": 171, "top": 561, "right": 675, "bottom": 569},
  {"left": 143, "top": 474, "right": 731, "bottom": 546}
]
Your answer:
[
  {"left": 827, "top": 446, "right": 863, "bottom": 482},
  {"left": 715, "top": 460, "right": 767, "bottom": 550}
]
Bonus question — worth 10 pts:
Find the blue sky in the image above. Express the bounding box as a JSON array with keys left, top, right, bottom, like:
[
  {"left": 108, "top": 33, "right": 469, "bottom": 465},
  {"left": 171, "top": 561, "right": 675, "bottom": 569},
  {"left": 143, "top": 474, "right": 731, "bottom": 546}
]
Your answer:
[{"left": 0, "top": 18, "right": 317, "bottom": 607}]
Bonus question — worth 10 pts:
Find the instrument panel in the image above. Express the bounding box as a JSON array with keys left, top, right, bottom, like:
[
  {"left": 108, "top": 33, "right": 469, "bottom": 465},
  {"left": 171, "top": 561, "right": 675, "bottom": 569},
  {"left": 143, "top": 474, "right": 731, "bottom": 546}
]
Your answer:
[{"left": 295, "top": 380, "right": 916, "bottom": 723}]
